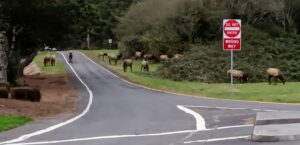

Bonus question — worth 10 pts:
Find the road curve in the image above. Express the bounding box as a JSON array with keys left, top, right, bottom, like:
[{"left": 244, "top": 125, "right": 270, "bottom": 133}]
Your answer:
[{"left": 1, "top": 51, "right": 300, "bottom": 145}]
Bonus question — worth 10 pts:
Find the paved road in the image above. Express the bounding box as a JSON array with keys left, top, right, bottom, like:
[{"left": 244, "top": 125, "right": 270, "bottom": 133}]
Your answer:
[{"left": 1, "top": 51, "right": 300, "bottom": 145}]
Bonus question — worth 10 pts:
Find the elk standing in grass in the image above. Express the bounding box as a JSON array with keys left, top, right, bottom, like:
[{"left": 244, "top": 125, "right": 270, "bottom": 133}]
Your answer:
[
  {"left": 98, "top": 52, "right": 108, "bottom": 61},
  {"left": 227, "top": 69, "right": 248, "bottom": 83},
  {"left": 50, "top": 54, "right": 56, "bottom": 66},
  {"left": 123, "top": 59, "right": 133, "bottom": 72},
  {"left": 44, "top": 54, "right": 51, "bottom": 66},
  {"left": 140, "top": 60, "right": 149, "bottom": 71},
  {"left": 160, "top": 55, "right": 168, "bottom": 62},
  {"left": 267, "top": 68, "right": 285, "bottom": 85},
  {"left": 108, "top": 54, "right": 122, "bottom": 65}
]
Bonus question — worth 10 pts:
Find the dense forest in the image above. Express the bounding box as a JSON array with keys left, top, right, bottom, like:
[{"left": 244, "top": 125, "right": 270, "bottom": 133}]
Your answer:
[
  {"left": 0, "top": 0, "right": 300, "bottom": 83},
  {"left": 0, "top": 0, "right": 134, "bottom": 83}
]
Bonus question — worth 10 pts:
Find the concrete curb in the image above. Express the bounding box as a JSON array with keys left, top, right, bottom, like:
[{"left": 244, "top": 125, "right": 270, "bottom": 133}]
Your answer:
[{"left": 252, "top": 112, "right": 300, "bottom": 142}]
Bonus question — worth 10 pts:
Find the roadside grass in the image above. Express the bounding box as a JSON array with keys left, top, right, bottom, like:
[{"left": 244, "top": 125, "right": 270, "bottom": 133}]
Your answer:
[
  {"left": 34, "top": 51, "right": 65, "bottom": 74},
  {"left": 0, "top": 115, "right": 32, "bottom": 133},
  {"left": 81, "top": 49, "right": 300, "bottom": 103}
]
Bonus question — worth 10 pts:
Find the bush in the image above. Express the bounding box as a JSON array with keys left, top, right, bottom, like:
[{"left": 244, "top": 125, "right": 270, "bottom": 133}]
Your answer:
[
  {"left": 156, "top": 32, "right": 300, "bottom": 83},
  {"left": 11, "top": 87, "right": 41, "bottom": 102},
  {"left": 0, "top": 87, "right": 9, "bottom": 98}
]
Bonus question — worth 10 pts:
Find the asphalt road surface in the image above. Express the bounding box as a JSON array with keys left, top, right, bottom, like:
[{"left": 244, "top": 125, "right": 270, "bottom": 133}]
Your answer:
[{"left": 1, "top": 51, "right": 300, "bottom": 145}]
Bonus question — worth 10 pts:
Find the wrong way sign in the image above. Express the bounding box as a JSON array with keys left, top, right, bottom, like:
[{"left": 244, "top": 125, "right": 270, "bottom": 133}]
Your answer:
[{"left": 223, "top": 19, "right": 241, "bottom": 51}]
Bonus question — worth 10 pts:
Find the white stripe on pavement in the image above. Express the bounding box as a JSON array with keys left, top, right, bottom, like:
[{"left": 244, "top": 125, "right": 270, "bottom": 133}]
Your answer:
[
  {"left": 182, "top": 105, "right": 278, "bottom": 112},
  {"left": 184, "top": 136, "right": 250, "bottom": 144},
  {"left": 6, "top": 125, "right": 252, "bottom": 145},
  {"left": 0, "top": 52, "right": 94, "bottom": 145}
]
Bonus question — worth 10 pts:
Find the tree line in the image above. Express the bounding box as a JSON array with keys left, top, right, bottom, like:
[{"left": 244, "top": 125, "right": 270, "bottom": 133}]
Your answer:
[
  {"left": 1, "top": 0, "right": 300, "bottom": 84},
  {"left": 0, "top": 0, "right": 133, "bottom": 84}
]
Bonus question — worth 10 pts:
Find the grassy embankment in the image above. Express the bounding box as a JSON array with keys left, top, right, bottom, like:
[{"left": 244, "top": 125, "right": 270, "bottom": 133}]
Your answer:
[
  {"left": 0, "top": 115, "right": 32, "bottom": 133},
  {"left": 81, "top": 49, "right": 300, "bottom": 103},
  {"left": 0, "top": 51, "right": 65, "bottom": 133},
  {"left": 34, "top": 51, "right": 65, "bottom": 74}
]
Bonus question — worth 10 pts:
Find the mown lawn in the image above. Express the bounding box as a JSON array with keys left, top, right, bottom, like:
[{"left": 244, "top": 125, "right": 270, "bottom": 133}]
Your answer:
[
  {"left": 0, "top": 115, "right": 32, "bottom": 133},
  {"left": 34, "top": 51, "right": 65, "bottom": 74},
  {"left": 81, "top": 49, "right": 300, "bottom": 103}
]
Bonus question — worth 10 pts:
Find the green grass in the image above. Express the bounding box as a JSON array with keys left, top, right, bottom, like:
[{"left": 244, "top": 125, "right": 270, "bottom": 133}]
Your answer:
[
  {"left": 0, "top": 115, "right": 32, "bottom": 132},
  {"left": 34, "top": 51, "right": 65, "bottom": 74},
  {"left": 81, "top": 49, "right": 300, "bottom": 103}
]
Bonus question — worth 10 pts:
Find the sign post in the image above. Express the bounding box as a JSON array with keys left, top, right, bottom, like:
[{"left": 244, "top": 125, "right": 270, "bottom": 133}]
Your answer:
[
  {"left": 223, "top": 19, "right": 241, "bottom": 95},
  {"left": 108, "top": 39, "right": 112, "bottom": 49}
]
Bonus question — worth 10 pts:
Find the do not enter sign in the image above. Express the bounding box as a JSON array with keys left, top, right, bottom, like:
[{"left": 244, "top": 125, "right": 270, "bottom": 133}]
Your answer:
[{"left": 223, "top": 19, "right": 241, "bottom": 51}]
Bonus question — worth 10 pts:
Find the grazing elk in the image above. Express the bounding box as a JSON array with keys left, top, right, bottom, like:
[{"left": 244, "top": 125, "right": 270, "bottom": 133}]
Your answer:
[
  {"left": 108, "top": 53, "right": 122, "bottom": 65},
  {"left": 97, "top": 52, "right": 108, "bottom": 61},
  {"left": 267, "top": 68, "right": 285, "bottom": 85},
  {"left": 174, "top": 54, "right": 183, "bottom": 59},
  {"left": 50, "top": 54, "right": 56, "bottom": 66},
  {"left": 123, "top": 59, "right": 133, "bottom": 72},
  {"left": 227, "top": 69, "right": 249, "bottom": 83},
  {"left": 140, "top": 60, "right": 149, "bottom": 71},
  {"left": 160, "top": 55, "right": 169, "bottom": 62},
  {"left": 44, "top": 54, "right": 51, "bottom": 66},
  {"left": 135, "top": 51, "right": 142, "bottom": 60}
]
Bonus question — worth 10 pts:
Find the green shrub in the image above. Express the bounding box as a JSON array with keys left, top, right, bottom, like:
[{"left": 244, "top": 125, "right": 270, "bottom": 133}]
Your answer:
[{"left": 156, "top": 32, "right": 300, "bottom": 83}]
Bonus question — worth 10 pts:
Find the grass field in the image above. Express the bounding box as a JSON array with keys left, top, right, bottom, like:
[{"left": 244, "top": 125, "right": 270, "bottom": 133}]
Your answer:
[
  {"left": 34, "top": 51, "right": 65, "bottom": 74},
  {"left": 82, "top": 49, "right": 300, "bottom": 103},
  {"left": 0, "top": 115, "right": 32, "bottom": 133}
]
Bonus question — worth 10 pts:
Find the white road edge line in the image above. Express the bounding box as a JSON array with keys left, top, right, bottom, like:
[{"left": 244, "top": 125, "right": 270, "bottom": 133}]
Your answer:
[
  {"left": 182, "top": 105, "right": 278, "bottom": 112},
  {"left": 5, "top": 130, "right": 195, "bottom": 145},
  {"left": 6, "top": 125, "right": 253, "bottom": 145},
  {"left": 184, "top": 135, "right": 250, "bottom": 144},
  {"left": 0, "top": 52, "right": 94, "bottom": 145},
  {"left": 177, "top": 105, "right": 206, "bottom": 130}
]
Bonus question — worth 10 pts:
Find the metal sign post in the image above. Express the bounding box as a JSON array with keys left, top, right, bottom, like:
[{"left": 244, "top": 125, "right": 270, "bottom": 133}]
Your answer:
[
  {"left": 108, "top": 39, "right": 112, "bottom": 49},
  {"left": 223, "top": 19, "right": 241, "bottom": 95},
  {"left": 231, "top": 50, "right": 233, "bottom": 95}
]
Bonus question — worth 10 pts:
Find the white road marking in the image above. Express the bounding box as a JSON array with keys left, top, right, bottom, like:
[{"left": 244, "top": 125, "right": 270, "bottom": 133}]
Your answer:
[
  {"left": 0, "top": 52, "right": 94, "bottom": 145},
  {"left": 184, "top": 135, "right": 250, "bottom": 144},
  {"left": 177, "top": 105, "right": 206, "bottom": 130},
  {"left": 182, "top": 105, "right": 278, "bottom": 112},
  {"left": 6, "top": 125, "right": 252, "bottom": 145},
  {"left": 216, "top": 124, "right": 253, "bottom": 130}
]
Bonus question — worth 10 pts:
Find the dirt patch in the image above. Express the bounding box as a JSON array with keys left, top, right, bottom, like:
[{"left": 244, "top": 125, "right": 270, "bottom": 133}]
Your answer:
[{"left": 0, "top": 74, "right": 77, "bottom": 118}]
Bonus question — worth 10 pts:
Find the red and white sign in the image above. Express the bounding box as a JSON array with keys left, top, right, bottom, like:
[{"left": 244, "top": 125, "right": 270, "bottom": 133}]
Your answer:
[{"left": 223, "top": 19, "right": 241, "bottom": 51}]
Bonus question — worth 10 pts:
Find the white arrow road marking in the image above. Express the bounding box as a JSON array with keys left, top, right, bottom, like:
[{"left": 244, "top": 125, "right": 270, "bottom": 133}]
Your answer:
[
  {"left": 184, "top": 135, "right": 250, "bottom": 144},
  {"left": 0, "top": 52, "right": 94, "bottom": 145},
  {"left": 177, "top": 105, "right": 206, "bottom": 130}
]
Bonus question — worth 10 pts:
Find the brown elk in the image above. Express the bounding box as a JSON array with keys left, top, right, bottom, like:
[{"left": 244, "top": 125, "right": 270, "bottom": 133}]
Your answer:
[
  {"left": 140, "top": 60, "right": 149, "bottom": 71},
  {"left": 227, "top": 69, "right": 249, "bottom": 83},
  {"left": 123, "top": 59, "right": 133, "bottom": 72},
  {"left": 267, "top": 68, "right": 285, "bottom": 85},
  {"left": 108, "top": 54, "right": 122, "bottom": 65}
]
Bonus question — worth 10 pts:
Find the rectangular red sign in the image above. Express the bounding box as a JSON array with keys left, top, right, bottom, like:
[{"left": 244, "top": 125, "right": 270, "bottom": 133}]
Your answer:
[{"left": 223, "top": 38, "right": 241, "bottom": 51}]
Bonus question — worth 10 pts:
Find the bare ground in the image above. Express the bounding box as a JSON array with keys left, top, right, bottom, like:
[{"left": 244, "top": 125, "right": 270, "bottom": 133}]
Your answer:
[{"left": 0, "top": 74, "right": 77, "bottom": 118}]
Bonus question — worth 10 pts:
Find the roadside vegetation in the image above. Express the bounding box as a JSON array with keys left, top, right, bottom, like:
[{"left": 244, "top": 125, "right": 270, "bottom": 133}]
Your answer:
[
  {"left": 0, "top": 115, "right": 32, "bottom": 133},
  {"left": 82, "top": 49, "right": 300, "bottom": 103},
  {"left": 117, "top": 0, "right": 300, "bottom": 83}
]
